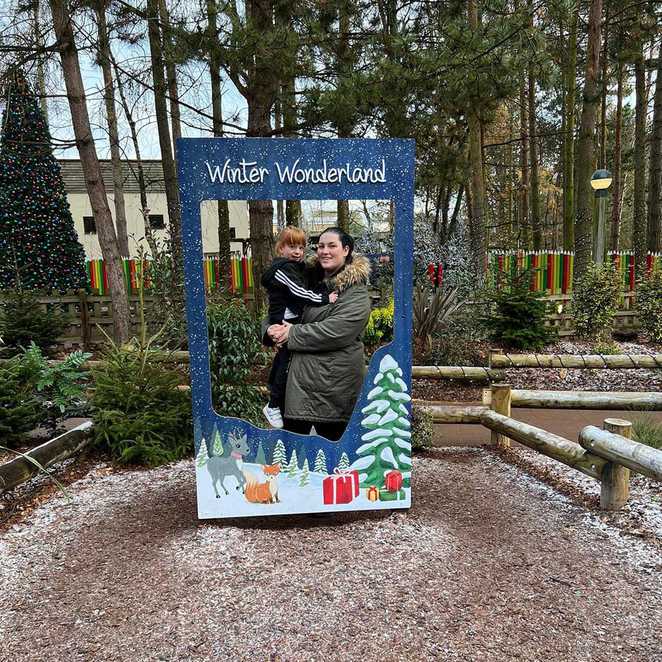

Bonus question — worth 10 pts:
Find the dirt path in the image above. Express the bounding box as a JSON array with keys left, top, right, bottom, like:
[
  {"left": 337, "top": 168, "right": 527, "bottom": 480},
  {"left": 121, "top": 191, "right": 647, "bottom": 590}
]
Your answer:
[{"left": 1, "top": 450, "right": 660, "bottom": 662}]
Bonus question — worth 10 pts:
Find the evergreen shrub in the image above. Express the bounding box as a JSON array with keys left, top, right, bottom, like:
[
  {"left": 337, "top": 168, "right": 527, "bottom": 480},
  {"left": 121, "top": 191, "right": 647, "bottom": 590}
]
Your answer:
[
  {"left": 207, "top": 298, "right": 267, "bottom": 425},
  {"left": 571, "top": 262, "right": 621, "bottom": 340},
  {"left": 636, "top": 271, "right": 662, "bottom": 343},
  {"left": 0, "top": 359, "right": 41, "bottom": 446},
  {"left": 411, "top": 404, "right": 434, "bottom": 451},
  {"left": 0, "top": 290, "right": 69, "bottom": 353},
  {"left": 482, "top": 270, "right": 555, "bottom": 350},
  {"left": 91, "top": 341, "right": 192, "bottom": 466}
]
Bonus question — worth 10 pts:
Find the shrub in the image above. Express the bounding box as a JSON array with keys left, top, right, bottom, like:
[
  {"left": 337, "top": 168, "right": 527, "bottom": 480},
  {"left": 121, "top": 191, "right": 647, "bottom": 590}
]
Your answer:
[
  {"left": 16, "top": 342, "right": 91, "bottom": 435},
  {"left": 207, "top": 298, "right": 267, "bottom": 425},
  {"left": 413, "top": 284, "right": 463, "bottom": 359},
  {"left": 91, "top": 339, "right": 192, "bottom": 466},
  {"left": 0, "top": 359, "right": 41, "bottom": 446},
  {"left": 571, "top": 262, "right": 621, "bottom": 340},
  {"left": 363, "top": 300, "right": 394, "bottom": 351},
  {"left": 411, "top": 404, "right": 434, "bottom": 451},
  {"left": 0, "top": 289, "right": 69, "bottom": 353},
  {"left": 636, "top": 271, "right": 662, "bottom": 343},
  {"left": 481, "top": 270, "right": 555, "bottom": 350},
  {"left": 632, "top": 415, "right": 662, "bottom": 450}
]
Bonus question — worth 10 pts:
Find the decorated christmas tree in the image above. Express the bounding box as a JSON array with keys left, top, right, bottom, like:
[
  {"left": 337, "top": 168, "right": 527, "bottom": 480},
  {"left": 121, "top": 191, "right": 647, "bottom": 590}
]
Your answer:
[
  {"left": 313, "top": 449, "right": 327, "bottom": 474},
  {"left": 351, "top": 354, "right": 412, "bottom": 487},
  {"left": 272, "top": 439, "right": 287, "bottom": 467},
  {"left": 0, "top": 69, "right": 86, "bottom": 292},
  {"left": 298, "top": 458, "right": 310, "bottom": 487}
]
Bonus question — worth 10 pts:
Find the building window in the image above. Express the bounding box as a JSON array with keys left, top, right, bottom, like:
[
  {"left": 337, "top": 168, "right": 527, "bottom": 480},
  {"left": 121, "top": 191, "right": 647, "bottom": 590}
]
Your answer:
[
  {"left": 230, "top": 226, "right": 236, "bottom": 239},
  {"left": 83, "top": 216, "right": 96, "bottom": 234},
  {"left": 148, "top": 214, "right": 165, "bottom": 230}
]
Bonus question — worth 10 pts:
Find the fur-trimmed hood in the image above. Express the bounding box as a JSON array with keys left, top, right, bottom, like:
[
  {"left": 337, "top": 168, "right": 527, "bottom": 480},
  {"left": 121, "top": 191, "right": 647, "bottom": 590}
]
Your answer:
[{"left": 307, "top": 253, "right": 371, "bottom": 293}]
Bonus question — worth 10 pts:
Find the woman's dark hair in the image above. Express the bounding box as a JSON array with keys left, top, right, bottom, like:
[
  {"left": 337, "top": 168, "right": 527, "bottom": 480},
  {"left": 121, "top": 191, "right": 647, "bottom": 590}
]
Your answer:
[{"left": 319, "top": 227, "right": 355, "bottom": 263}]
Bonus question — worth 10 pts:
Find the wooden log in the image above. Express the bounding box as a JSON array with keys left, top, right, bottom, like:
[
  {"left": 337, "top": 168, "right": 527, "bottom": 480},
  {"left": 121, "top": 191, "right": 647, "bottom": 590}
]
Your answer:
[
  {"left": 490, "top": 384, "right": 512, "bottom": 449},
  {"left": 0, "top": 421, "right": 94, "bottom": 493},
  {"left": 482, "top": 389, "right": 662, "bottom": 411},
  {"left": 413, "top": 402, "right": 488, "bottom": 423},
  {"left": 412, "top": 366, "right": 504, "bottom": 382},
  {"left": 489, "top": 353, "right": 662, "bottom": 369},
  {"left": 598, "top": 419, "right": 631, "bottom": 510},
  {"left": 579, "top": 423, "right": 662, "bottom": 481},
  {"left": 480, "top": 409, "right": 607, "bottom": 480}
]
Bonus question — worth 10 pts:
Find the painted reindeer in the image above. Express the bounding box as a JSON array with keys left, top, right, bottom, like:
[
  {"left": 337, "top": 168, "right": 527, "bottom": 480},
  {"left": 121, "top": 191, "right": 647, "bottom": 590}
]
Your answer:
[{"left": 207, "top": 429, "right": 250, "bottom": 498}]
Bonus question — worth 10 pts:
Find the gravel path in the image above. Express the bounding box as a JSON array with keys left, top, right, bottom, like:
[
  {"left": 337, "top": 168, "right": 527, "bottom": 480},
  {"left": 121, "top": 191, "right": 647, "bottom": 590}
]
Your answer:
[{"left": 1, "top": 450, "right": 661, "bottom": 662}]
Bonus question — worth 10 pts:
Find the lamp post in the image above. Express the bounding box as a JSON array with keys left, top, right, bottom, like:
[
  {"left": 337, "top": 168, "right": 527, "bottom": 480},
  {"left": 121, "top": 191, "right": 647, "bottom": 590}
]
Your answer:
[{"left": 590, "top": 169, "right": 612, "bottom": 263}]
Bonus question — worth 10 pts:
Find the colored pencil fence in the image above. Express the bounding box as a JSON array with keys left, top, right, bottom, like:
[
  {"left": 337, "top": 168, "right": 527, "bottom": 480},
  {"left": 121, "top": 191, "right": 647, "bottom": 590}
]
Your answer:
[
  {"left": 86, "top": 255, "right": 253, "bottom": 295},
  {"left": 484, "top": 251, "right": 661, "bottom": 295}
]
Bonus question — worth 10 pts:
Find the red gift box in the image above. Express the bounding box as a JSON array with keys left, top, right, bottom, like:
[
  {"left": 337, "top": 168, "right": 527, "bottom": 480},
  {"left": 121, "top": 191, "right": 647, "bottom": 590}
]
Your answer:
[
  {"left": 323, "top": 472, "right": 354, "bottom": 504},
  {"left": 384, "top": 470, "right": 403, "bottom": 492},
  {"left": 334, "top": 468, "right": 359, "bottom": 497}
]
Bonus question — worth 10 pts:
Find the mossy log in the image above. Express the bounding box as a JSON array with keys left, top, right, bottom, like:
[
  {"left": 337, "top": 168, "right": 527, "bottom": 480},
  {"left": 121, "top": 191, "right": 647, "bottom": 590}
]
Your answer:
[
  {"left": 482, "top": 389, "right": 662, "bottom": 410},
  {"left": 579, "top": 424, "right": 662, "bottom": 481},
  {"left": 412, "top": 366, "right": 504, "bottom": 382},
  {"left": 480, "top": 410, "right": 607, "bottom": 480},
  {"left": 488, "top": 352, "right": 662, "bottom": 369},
  {"left": 0, "top": 421, "right": 93, "bottom": 493}
]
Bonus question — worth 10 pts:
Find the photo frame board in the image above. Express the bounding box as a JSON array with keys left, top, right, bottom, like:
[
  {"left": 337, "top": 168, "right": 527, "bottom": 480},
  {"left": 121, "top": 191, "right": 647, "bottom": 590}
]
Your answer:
[{"left": 176, "top": 138, "right": 415, "bottom": 519}]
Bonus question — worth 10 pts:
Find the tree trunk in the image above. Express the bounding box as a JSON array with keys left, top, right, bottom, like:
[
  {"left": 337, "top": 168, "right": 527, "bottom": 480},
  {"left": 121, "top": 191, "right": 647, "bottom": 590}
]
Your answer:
[
  {"left": 207, "top": 0, "right": 232, "bottom": 288},
  {"left": 646, "top": 54, "right": 662, "bottom": 254},
  {"left": 49, "top": 0, "right": 130, "bottom": 343},
  {"left": 336, "top": 1, "right": 353, "bottom": 233},
  {"left": 158, "top": 0, "right": 182, "bottom": 154},
  {"left": 96, "top": 3, "right": 129, "bottom": 257},
  {"left": 519, "top": 76, "right": 529, "bottom": 247},
  {"left": 113, "top": 59, "right": 157, "bottom": 257},
  {"left": 610, "top": 61, "right": 623, "bottom": 252},
  {"left": 146, "top": 0, "right": 182, "bottom": 270},
  {"left": 246, "top": 0, "right": 278, "bottom": 307},
  {"left": 467, "top": 0, "right": 486, "bottom": 277},
  {"left": 528, "top": 46, "right": 541, "bottom": 248},
  {"left": 633, "top": 53, "right": 647, "bottom": 282},
  {"left": 562, "top": 3, "right": 578, "bottom": 251},
  {"left": 599, "top": 11, "right": 608, "bottom": 168},
  {"left": 573, "top": 0, "right": 602, "bottom": 282},
  {"left": 33, "top": 0, "right": 49, "bottom": 123}
]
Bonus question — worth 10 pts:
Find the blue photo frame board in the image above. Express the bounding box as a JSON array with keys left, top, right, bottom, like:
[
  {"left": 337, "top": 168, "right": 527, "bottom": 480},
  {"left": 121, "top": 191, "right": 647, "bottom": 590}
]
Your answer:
[{"left": 176, "top": 138, "right": 415, "bottom": 519}]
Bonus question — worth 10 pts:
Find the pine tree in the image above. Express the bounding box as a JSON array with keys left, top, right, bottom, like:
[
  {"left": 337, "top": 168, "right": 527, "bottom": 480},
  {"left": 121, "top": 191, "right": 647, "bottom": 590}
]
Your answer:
[
  {"left": 351, "top": 355, "right": 412, "bottom": 487},
  {"left": 298, "top": 458, "right": 310, "bottom": 487},
  {"left": 211, "top": 429, "right": 224, "bottom": 456},
  {"left": 196, "top": 439, "right": 209, "bottom": 468},
  {"left": 287, "top": 449, "right": 299, "bottom": 478},
  {"left": 313, "top": 449, "right": 328, "bottom": 474},
  {"left": 272, "top": 439, "right": 287, "bottom": 468},
  {"left": 255, "top": 441, "right": 267, "bottom": 465},
  {"left": 337, "top": 452, "right": 350, "bottom": 472},
  {"left": 0, "top": 69, "right": 86, "bottom": 292}
]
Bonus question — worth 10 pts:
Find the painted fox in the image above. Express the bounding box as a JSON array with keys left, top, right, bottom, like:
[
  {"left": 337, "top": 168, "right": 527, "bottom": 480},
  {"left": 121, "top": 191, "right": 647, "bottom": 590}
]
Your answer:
[{"left": 243, "top": 464, "right": 281, "bottom": 504}]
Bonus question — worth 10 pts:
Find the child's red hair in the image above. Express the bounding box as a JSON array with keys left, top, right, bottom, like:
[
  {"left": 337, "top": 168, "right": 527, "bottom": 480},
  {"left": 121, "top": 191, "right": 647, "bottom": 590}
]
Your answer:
[{"left": 275, "top": 226, "right": 307, "bottom": 254}]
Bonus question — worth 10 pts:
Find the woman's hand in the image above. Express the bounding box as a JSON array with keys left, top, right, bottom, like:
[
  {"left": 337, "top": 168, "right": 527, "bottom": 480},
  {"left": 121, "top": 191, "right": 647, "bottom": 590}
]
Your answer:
[{"left": 267, "top": 322, "right": 292, "bottom": 346}]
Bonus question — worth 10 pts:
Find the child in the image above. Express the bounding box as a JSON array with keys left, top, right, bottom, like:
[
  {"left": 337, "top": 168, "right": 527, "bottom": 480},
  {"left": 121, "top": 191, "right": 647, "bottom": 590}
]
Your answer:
[{"left": 260, "top": 227, "right": 337, "bottom": 428}]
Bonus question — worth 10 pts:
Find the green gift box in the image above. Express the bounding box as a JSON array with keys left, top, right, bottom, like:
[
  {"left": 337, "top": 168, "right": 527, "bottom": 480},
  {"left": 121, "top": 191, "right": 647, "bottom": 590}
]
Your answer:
[{"left": 378, "top": 488, "right": 405, "bottom": 501}]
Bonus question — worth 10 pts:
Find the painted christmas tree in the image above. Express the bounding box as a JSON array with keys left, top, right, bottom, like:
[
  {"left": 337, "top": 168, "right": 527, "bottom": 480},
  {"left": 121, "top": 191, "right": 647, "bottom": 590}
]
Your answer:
[
  {"left": 272, "top": 439, "right": 287, "bottom": 468},
  {"left": 196, "top": 438, "right": 209, "bottom": 468},
  {"left": 255, "top": 441, "right": 267, "bottom": 465},
  {"left": 298, "top": 458, "right": 310, "bottom": 487},
  {"left": 313, "top": 449, "right": 328, "bottom": 474},
  {"left": 211, "top": 429, "right": 224, "bottom": 456},
  {"left": 0, "top": 69, "right": 86, "bottom": 291},
  {"left": 351, "top": 354, "right": 412, "bottom": 487},
  {"left": 336, "top": 452, "right": 350, "bottom": 472},
  {"left": 287, "top": 449, "right": 299, "bottom": 478}
]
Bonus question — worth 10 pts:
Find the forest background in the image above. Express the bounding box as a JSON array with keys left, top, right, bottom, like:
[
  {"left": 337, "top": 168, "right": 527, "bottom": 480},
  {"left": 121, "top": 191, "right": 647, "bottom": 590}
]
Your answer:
[{"left": 0, "top": 0, "right": 660, "bottom": 344}]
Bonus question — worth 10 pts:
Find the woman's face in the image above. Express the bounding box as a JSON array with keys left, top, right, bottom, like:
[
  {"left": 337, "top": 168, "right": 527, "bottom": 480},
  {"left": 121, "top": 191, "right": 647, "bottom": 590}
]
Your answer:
[{"left": 317, "top": 232, "right": 350, "bottom": 275}]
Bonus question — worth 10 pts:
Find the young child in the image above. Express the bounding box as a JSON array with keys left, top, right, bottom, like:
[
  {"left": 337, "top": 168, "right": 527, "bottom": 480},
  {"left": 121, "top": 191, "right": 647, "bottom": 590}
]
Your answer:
[{"left": 260, "top": 227, "right": 337, "bottom": 428}]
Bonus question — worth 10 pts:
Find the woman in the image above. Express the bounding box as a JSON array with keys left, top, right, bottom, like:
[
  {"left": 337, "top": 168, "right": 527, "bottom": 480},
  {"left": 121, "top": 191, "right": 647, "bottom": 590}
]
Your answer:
[{"left": 267, "top": 227, "right": 371, "bottom": 441}]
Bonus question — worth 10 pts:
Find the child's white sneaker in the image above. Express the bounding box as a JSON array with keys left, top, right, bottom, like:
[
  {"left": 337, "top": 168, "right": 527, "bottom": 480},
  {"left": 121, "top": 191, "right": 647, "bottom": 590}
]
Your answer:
[{"left": 263, "top": 405, "right": 284, "bottom": 429}]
